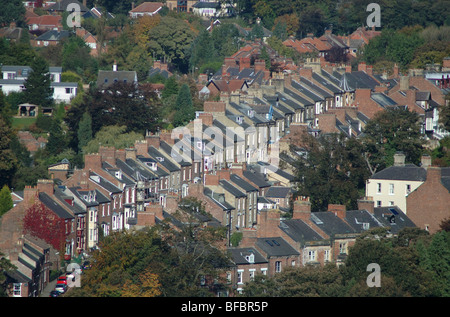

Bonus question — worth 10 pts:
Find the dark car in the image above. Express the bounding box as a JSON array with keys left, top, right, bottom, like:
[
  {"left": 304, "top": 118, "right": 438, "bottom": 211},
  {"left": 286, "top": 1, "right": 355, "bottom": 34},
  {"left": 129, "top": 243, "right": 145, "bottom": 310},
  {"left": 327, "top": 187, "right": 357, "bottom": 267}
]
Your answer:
[
  {"left": 82, "top": 261, "right": 91, "bottom": 270},
  {"left": 50, "top": 290, "right": 61, "bottom": 297}
]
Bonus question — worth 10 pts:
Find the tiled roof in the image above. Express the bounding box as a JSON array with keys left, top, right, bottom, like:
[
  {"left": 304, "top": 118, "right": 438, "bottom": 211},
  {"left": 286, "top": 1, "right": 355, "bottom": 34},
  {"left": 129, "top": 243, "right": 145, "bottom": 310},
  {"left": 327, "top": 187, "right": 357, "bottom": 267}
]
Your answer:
[{"left": 129, "top": 2, "right": 163, "bottom": 13}]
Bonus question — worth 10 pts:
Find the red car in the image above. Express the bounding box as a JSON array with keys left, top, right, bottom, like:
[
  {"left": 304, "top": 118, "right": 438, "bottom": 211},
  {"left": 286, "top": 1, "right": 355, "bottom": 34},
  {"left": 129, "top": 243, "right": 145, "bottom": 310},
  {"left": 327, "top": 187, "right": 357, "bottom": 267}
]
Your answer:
[{"left": 56, "top": 276, "right": 68, "bottom": 285}]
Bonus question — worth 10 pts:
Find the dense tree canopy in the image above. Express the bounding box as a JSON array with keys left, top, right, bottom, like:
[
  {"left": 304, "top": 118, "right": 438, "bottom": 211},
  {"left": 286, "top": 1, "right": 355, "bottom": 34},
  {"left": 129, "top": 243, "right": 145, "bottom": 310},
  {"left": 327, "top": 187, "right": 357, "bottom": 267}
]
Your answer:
[
  {"left": 243, "top": 227, "right": 449, "bottom": 297},
  {"left": 294, "top": 133, "right": 370, "bottom": 212},
  {"left": 361, "top": 107, "right": 425, "bottom": 170}
]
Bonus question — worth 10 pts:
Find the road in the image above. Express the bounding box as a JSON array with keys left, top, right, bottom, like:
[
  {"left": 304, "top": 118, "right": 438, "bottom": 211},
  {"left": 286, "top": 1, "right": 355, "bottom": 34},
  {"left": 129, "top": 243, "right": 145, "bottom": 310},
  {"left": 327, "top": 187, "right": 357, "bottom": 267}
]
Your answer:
[{"left": 40, "top": 271, "right": 81, "bottom": 297}]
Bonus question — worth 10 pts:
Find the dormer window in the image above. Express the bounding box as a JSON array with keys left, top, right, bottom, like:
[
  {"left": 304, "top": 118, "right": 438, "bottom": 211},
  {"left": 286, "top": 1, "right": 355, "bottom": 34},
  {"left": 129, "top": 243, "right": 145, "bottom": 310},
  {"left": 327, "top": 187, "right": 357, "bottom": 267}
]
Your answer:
[{"left": 245, "top": 253, "right": 255, "bottom": 264}]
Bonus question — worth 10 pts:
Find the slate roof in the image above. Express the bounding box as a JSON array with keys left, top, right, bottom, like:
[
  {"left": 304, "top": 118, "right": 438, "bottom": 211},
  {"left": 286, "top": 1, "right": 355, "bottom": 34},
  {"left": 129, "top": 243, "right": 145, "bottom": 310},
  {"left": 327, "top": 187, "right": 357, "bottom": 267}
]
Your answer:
[
  {"left": 242, "top": 169, "right": 271, "bottom": 188},
  {"left": 308, "top": 212, "right": 357, "bottom": 236},
  {"left": 265, "top": 186, "right": 291, "bottom": 198},
  {"left": 311, "top": 72, "right": 343, "bottom": 94},
  {"left": 256, "top": 237, "right": 300, "bottom": 257},
  {"left": 372, "top": 206, "right": 417, "bottom": 234},
  {"left": 299, "top": 77, "right": 334, "bottom": 98},
  {"left": 279, "top": 219, "right": 325, "bottom": 243},
  {"left": 344, "top": 209, "right": 385, "bottom": 233},
  {"left": 230, "top": 174, "right": 258, "bottom": 192},
  {"left": 53, "top": 188, "right": 86, "bottom": 215},
  {"left": 228, "top": 248, "right": 267, "bottom": 265},
  {"left": 334, "top": 71, "right": 380, "bottom": 90},
  {"left": 35, "top": 30, "right": 70, "bottom": 41},
  {"left": 159, "top": 141, "right": 192, "bottom": 167},
  {"left": 290, "top": 80, "right": 323, "bottom": 102},
  {"left": 137, "top": 156, "right": 169, "bottom": 177},
  {"left": 147, "top": 146, "right": 180, "bottom": 172},
  {"left": 38, "top": 192, "right": 73, "bottom": 219},
  {"left": 97, "top": 70, "right": 137, "bottom": 89},
  {"left": 370, "top": 164, "right": 427, "bottom": 181},
  {"left": 89, "top": 171, "right": 122, "bottom": 193},
  {"left": 219, "top": 180, "right": 247, "bottom": 198},
  {"left": 371, "top": 93, "right": 398, "bottom": 108},
  {"left": 203, "top": 187, "right": 235, "bottom": 211}
]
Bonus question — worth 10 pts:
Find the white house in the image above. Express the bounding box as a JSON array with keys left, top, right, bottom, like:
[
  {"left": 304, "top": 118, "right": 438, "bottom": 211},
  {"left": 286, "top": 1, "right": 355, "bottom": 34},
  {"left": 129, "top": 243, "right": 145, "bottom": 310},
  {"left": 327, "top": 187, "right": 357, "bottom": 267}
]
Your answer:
[
  {"left": 365, "top": 152, "right": 429, "bottom": 214},
  {"left": 128, "top": 2, "right": 163, "bottom": 18},
  {"left": 192, "top": 1, "right": 220, "bottom": 17},
  {"left": 0, "top": 65, "right": 77, "bottom": 104},
  {"left": 51, "top": 82, "right": 78, "bottom": 103}
]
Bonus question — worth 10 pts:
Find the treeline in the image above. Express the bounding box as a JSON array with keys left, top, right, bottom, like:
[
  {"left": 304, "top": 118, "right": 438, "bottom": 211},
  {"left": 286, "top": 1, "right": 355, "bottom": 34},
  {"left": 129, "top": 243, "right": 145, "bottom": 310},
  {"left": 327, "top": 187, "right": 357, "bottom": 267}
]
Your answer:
[
  {"left": 238, "top": 0, "right": 450, "bottom": 36},
  {"left": 243, "top": 225, "right": 450, "bottom": 297},
  {"left": 359, "top": 25, "right": 450, "bottom": 73}
]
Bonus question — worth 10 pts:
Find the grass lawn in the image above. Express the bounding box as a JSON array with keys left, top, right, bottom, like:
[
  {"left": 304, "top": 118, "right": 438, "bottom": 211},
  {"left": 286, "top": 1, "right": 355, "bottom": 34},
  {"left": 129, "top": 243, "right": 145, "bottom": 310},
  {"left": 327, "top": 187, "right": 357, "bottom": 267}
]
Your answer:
[{"left": 11, "top": 117, "right": 37, "bottom": 130}]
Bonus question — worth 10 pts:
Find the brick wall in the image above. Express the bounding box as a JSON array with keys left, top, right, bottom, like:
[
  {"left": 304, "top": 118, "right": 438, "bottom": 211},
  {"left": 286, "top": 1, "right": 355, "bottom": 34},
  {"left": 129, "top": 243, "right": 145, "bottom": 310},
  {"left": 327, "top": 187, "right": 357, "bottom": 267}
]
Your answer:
[
  {"left": 99, "top": 146, "right": 116, "bottom": 166},
  {"left": 317, "top": 113, "right": 337, "bottom": 134},
  {"left": 406, "top": 167, "right": 450, "bottom": 234},
  {"left": 353, "top": 88, "right": 381, "bottom": 118},
  {"left": 84, "top": 153, "right": 102, "bottom": 171},
  {"left": 204, "top": 101, "right": 226, "bottom": 114}
]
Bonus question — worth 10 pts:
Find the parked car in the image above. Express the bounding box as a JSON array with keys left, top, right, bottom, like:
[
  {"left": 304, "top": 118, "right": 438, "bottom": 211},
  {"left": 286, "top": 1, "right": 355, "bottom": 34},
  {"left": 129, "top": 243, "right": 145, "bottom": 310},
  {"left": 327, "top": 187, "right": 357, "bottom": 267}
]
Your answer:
[
  {"left": 56, "top": 276, "right": 68, "bottom": 285},
  {"left": 49, "top": 290, "right": 61, "bottom": 297},
  {"left": 54, "top": 284, "right": 68, "bottom": 294}
]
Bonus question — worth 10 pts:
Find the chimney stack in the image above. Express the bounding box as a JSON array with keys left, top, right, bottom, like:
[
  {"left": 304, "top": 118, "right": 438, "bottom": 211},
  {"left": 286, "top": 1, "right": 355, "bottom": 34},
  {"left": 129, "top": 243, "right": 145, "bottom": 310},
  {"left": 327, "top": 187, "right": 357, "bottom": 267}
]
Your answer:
[
  {"left": 328, "top": 204, "right": 346, "bottom": 219},
  {"left": 357, "top": 197, "right": 375, "bottom": 214},
  {"left": 421, "top": 154, "right": 432, "bottom": 168},
  {"left": 393, "top": 152, "right": 406, "bottom": 166},
  {"left": 292, "top": 196, "right": 311, "bottom": 221}
]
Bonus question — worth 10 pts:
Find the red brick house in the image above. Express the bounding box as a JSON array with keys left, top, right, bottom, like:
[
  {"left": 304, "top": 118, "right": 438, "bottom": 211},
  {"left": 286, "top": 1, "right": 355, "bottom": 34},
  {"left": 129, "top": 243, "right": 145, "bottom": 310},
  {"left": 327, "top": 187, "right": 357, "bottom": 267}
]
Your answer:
[{"left": 406, "top": 167, "right": 450, "bottom": 234}]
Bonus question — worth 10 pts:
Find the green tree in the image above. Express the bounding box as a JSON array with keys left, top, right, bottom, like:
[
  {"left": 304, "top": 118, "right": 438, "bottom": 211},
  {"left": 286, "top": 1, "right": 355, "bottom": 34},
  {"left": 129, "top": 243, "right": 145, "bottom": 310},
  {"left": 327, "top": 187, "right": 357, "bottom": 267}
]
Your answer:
[
  {"left": 71, "top": 81, "right": 161, "bottom": 136},
  {"left": 126, "top": 46, "right": 152, "bottom": 82},
  {"left": 294, "top": 133, "right": 370, "bottom": 211},
  {"left": 173, "top": 84, "right": 195, "bottom": 128},
  {"left": 83, "top": 125, "right": 144, "bottom": 154},
  {"left": 0, "top": 0, "right": 26, "bottom": 27},
  {"left": 361, "top": 107, "right": 425, "bottom": 169},
  {"left": 146, "top": 16, "right": 196, "bottom": 73},
  {"left": 342, "top": 229, "right": 438, "bottom": 297},
  {"left": 0, "top": 116, "right": 18, "bottom": 188},
  {"left": 0, "top": 184, "right": 13, "bottom": 217},
  {"left": 417, "top": 231, "right": 450, "bottom": 296},
  {"left": 189, "top": 29, "right": 217, "bottom": 71},
  {"left": 243, "top": 264, "right": 345, "bottom": 297},
  {"left": 23, "top": 56, "right": 53, "bottom": 108},
  {"left": 161, "top": 76, "right": 179, "bottom": 100},
  {"left": 45, "top": 119, "right": 67, "bottom": 156},
  {"left": 77, "top": 111, "right": 93, "bottom": 152},
  {"left": 0, "top": 251, "right": 17, "bottom": 296},
  {"left": 62, "top": 36, "right": 98, "bottom": 82}
]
